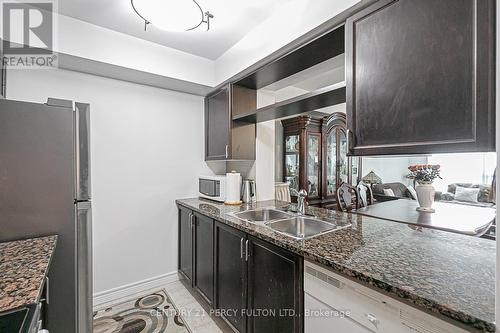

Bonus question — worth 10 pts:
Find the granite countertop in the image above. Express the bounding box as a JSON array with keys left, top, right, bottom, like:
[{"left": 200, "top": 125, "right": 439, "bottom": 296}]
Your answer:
[
  {"left": 176, "top": 198, "right": 495, "bottom": 332},
  {"left": 0, "top": 235, "right": 57, "bottom": 313}
]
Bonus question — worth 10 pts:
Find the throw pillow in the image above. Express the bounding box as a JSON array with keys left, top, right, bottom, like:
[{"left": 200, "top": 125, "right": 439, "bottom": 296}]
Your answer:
[
  {"left": 407, "top": 186, "right": 418, "bottom": 200},
  {"left": 448, "top": 183, "right": 473, "bottom": 194},
  {"left": 383, "top": 188, "right": 395, "bottom": 197},
  {"left": 477, "top": 185, "right": 490, "bottom": 203},
  {"left": 454, "top": 186, "right": 480, "bottom": 203},
  {"left": 441, "top": 192, "right": 455, "bottom": 201}
]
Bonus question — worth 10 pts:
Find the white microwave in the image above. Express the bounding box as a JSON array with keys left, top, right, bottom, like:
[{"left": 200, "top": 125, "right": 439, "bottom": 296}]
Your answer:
[{"left": 199, "top": 175, "right": 227, "bottom": 202}]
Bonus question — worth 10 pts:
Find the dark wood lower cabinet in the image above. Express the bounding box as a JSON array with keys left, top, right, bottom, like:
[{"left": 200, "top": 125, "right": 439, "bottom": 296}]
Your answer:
[
  {"left": 178, "top": 208, "right": 304, "bottom": 333},
  {"left": 178, "top": 206, "right": 193, "bottom": 284},
  {"left": 214, "top": 222, "right": 248, "bottom": 333},
  {"left": 214, "top": 221, "right": 303, "bottom": 333},
  {"left": 247, "top": 236, "right": 303, "bottom": 333},
  {"left": 194, "top": 213, "right": 214, "bottom": 305}
]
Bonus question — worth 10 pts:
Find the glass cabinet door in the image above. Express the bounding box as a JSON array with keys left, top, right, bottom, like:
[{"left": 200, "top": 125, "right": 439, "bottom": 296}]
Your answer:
[
  {"left": 307, "top": 134, "right": 320, "bottom": 197},
  {"left": 326, "top": 130, "right": 337, "bottom": 196},
  {"left": 284, "top": 135, "right": 300, "bottom": 193},
  {"left": 339, "top": 130, "right": 348, "bottom": 185}
]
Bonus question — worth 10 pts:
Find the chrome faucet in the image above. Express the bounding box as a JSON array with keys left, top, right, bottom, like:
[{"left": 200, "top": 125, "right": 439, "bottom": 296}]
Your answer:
[{"left": 290, "top": 188, "right": 308, "bottom": 215}]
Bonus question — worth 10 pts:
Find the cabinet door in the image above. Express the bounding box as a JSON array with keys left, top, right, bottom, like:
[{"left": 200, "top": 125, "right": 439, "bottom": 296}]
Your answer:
[
  {"left": 215, "top": 222, "right": 247, "bottom": 332},
  {"left": 205, "top": 86, "right": 231, "bottom": 160},
  {"left": 194, "top": 213, "right": 214, "bottom": 305},
  {"left": 178, "top": 206, "right": 193, "bottom": 284},
  {"left": 346, "top": 0, "right": 495, "bottom": 156},
  {"left": 247, "top": 236, "right": 303, "bottom": 333}
]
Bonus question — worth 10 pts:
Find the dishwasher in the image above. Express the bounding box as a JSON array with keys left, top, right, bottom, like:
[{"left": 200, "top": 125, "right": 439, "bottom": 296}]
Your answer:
[{"left": 304, "top": 261, "right": 468, "bottom": 333}]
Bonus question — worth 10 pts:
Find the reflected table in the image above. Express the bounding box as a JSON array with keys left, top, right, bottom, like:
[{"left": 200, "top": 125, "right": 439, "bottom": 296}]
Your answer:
[{"left": 355, "top": 199, "right": 495, "bottom": 236}]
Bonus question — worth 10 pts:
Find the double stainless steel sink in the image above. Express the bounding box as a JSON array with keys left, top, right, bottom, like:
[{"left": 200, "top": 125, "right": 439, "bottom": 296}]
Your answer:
[{"left": 233, "top": 208, "right": 347, "bottom": 240}]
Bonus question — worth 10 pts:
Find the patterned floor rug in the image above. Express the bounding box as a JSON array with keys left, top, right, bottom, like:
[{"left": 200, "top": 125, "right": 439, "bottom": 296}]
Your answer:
[{"left": 93, "top": 290, "right": 190, "bottom": 333}]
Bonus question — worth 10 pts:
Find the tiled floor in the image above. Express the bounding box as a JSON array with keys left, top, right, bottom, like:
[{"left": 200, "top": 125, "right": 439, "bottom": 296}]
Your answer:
[
  {"left": 94, "top": 279, "right": 228, "bottom": 333},
  {"left": 164, "top": 280, "right": 223, "bottom": 333}
]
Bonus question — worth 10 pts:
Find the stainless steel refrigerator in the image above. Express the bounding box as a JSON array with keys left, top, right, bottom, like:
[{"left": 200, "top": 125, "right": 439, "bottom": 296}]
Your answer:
[{"left": 0, "top": 98, "right": 92, "bottom": 333}]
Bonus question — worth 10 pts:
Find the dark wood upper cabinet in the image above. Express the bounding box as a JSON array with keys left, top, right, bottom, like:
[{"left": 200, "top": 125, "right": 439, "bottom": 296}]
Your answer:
[
  {"left": 205, "top": 86, "right": 230, "bottom": 160},
  {"left": 205, "top": 84, "right": 256, "bottom": 161},
  {"left": 247, "top": 236, "right": 303, "bottom": 333},
  {"left": 178, "top": 206, "right": 193, "bottom": 284},
  {"left": 193, "top": 213, "right": 214, "bottom": 306},
  {"left": 346, "top": 0, "right": 495, "bottom": 156}
]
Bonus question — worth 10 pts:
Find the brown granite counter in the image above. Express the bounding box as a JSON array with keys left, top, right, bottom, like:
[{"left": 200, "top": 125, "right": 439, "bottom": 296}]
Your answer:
[
  {"left": 176, "top": 198, "right": 495, "bottom": 332},
  {"left": 0, "top": 236, "right": 57, "bottom": 313}
]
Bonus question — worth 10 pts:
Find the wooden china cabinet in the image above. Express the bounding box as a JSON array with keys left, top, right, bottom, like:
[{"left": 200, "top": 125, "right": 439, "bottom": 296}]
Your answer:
[
  {"left": 321, "top": 113, "right": 361, "bottom": 208},
  {"left": 282, "top": 113, "right": 361, "bottom": 207}
]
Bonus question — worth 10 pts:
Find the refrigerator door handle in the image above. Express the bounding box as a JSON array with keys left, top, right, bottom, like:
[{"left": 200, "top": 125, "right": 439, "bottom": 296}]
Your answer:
[
  {"left": 76, "top": 202, "right": 93, "bottom": 333},
  {"left": 75, "top": 102, "right": 91, "bottom": 201}
]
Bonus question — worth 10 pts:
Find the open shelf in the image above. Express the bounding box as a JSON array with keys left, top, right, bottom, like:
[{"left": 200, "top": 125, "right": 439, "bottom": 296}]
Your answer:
[
  {"left": 234, "top": 26, "right": 345, "bottom": 90},
  {"left": 233, "top": 84, "right": 346, "bottom": 123}
]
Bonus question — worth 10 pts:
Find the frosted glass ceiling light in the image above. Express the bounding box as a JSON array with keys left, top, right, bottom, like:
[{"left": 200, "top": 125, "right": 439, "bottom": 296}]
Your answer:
[{"left": 131, "top": 0, "right": 214, "bottom": 32}]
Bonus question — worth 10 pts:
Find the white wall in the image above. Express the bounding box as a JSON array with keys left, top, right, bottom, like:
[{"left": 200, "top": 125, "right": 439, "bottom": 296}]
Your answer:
[
  {"left": 6, "top": 68, "right": 212, "bottom": 294},
  {"left": 56, "top": 15, "right": 215, "bottom": 87},
  {"left": 361, "top": 156, "right": 428, "bottom": 187},
  {"left": 2, "top": 12, "right": 215, "bottom": 87},
  {"left": 252, "top": 90, "right": 280, "bottom": 200},
  {"left": 255, "top": 121, "right": 276, "bottom": 201}
]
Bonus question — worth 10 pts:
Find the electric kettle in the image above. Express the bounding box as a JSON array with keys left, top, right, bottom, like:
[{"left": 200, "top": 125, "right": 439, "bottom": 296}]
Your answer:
[{"left": 241, "top": 179, "right": 256, "bottom": 203}]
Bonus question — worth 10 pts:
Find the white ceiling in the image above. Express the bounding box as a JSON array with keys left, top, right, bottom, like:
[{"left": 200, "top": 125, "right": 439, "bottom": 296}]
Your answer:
[{"left": 58, "top": 0, "right": 292, "bottom": 60}]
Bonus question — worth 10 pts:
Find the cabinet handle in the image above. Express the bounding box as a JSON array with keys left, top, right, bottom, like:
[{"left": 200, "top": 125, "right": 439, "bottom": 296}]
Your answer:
[
  {"left": 45, "top": 276, "right": 50, "bottom": 304},
  {"left": 190, "top": 213, "right": 195, "bottom": 228},
  {"left": 245, "top": 240, "right": 249, "bottom": 261},
  {"left": 240, "top": 238, "right": 244, "bottom": 259},
  {"left": 225, "top": 145, "right": 229, "bottom": 159},
  {"left": 347, "top": 129, "right": 355, "bottom": 152}
]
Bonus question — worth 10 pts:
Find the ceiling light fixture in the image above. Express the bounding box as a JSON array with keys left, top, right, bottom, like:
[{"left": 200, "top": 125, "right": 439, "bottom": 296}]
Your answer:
[{"left": 131, "top": 0, "right": 214, "bottom": 32}]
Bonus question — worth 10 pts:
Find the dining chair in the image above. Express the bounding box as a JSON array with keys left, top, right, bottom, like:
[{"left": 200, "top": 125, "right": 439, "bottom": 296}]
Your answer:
[
  {"left": 337, "top": 182, "right": 360, "bottom": 212},
  {"left": 275, "top": 182, "right": 292, "bottom": 203},
  {"left": 357, "top": 181, "right": 374, "bottom": 207}
]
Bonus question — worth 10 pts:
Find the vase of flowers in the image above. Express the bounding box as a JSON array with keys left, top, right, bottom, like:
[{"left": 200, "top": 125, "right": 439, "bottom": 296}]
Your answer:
[{"left": 407, "top": 165, "right": 442, "bottom": 212}]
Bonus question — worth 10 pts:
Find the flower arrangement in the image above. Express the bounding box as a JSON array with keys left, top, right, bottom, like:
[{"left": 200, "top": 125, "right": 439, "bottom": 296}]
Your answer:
[{"left": 406, "top": 164, "right": 442, "bottom": 183}]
